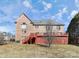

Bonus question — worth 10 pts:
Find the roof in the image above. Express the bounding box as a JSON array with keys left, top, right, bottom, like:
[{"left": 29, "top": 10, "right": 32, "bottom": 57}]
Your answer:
[
  {"left": 16, "top": 13, "right": 64, "bottom": 26},
  {"left": 32, "top": 19, "right": 64, "bottom": 26}
]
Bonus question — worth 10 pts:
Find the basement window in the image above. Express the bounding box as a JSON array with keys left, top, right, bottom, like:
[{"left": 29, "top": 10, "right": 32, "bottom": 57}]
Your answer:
[{"left": 36, "top": 32, "right": 39, "bottom": 34}]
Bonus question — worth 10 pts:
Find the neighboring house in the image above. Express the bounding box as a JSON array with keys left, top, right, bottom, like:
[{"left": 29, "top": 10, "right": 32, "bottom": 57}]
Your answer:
[
  {"left": 0, "top": 32, "right": 15, "bottom": 44},
  {"left": 3, "top": 32, "right": 15, "bottom": 41},
  {"left": 15, "top": 13, "right": 68, "bottom": 44}
]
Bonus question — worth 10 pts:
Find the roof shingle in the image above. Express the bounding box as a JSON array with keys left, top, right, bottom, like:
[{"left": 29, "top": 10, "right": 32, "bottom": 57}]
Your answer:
[{"left": 32, "top": 19, "right": 64, "bottom": 26}]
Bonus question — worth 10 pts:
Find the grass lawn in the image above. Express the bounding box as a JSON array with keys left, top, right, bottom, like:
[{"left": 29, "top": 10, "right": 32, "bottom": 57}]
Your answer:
[{"left": 0, "top": 43, "right": 79, "bottom": 58}]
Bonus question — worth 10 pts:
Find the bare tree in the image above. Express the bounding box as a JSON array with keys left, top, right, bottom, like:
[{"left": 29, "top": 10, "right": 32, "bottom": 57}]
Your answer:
[
  {"left": 0, "top": 32, "right": 6, "bottom": 45},
  {"left": 46, "top": 20, "right": 53, "bottom": 47}
]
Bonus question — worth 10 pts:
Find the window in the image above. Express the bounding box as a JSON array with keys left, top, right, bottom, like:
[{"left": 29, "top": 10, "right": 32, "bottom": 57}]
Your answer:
[
  {"left": 36, "top": 32, "right": 39, "bottom": 34},
  {"left": 46, "top": 26, "right": 53, "bottom": 31},
  {"left": 46, "top": 26, "right": 50, "bottom": 31},
  {"left": 22, "top": 30, "right": 26, "bottom": 33},
  {"left": 21, "top": 23, "right": 27, "bottom": 34},
  {"left": 57, "top": 26, "right": 61, "bottom": 30},
  {"left": 21, "top": 23, "right": 27, "bottom": 30},
  {"left": 35, "top": 26, "right": 39, "bottom": 28}
]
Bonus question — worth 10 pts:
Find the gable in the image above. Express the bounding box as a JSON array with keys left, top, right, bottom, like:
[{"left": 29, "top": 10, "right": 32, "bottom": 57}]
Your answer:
[{"left": 15, "top": 13, "right": 33, "bottom": 25}]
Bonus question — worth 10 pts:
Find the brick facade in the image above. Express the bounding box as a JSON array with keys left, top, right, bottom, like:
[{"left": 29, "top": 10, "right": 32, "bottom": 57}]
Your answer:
[{"left": 16, "top": 13, "right": 68, "bottom": 44}]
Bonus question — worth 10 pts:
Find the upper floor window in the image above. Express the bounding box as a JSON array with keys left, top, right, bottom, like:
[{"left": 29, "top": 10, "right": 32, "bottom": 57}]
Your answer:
[
  {"left": 46, "top": 26, "right": 51, "bottom": 31},
  {"left": 46, "top": 26, "right": 53, "bottom": 30},
  {"left": 21, "top": 23, "right": 27, "bottom": 30},
  {"left": 57, "top": 26, "right": 61, "bottom": 30},
  {"left": 35, "top": 26, "right": 39, "bottom": 29}
]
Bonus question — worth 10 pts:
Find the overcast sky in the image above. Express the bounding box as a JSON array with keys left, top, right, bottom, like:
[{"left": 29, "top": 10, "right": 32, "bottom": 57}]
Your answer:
[{"left": 0, "top": 0, "right": 79, "bottom": 34}]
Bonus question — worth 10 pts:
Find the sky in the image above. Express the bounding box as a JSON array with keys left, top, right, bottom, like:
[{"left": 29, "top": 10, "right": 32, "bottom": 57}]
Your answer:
[{"left": 0, "top": 0, "right": 79, "bottom": 34}]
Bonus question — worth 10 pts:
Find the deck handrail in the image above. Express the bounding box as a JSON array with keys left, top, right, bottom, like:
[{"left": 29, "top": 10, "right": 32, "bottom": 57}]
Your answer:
[{"left": 30, "top": 32, "right": 68, "bottom": 37}]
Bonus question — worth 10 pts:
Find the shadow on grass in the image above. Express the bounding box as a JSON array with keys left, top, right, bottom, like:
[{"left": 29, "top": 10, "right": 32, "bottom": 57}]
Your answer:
[
  {"left": 74, "top": 44, "right": 79, "bottom": 46},
  {"left": 68, "top": 43, "right": 79, "bottom": 47},
  {"left": 36, "top": 44, "right": 50, "bottom": 48}
]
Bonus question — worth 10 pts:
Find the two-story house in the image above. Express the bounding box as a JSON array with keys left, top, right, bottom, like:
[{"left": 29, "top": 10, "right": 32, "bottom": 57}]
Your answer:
[{"left": 15, "top": 13, "right": 68, "bottom": 44}]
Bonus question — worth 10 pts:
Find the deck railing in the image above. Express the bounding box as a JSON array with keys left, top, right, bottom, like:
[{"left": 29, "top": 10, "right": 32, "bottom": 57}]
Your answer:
[{"left": 30, "top": 32, "right": 68, "bottom": 37}]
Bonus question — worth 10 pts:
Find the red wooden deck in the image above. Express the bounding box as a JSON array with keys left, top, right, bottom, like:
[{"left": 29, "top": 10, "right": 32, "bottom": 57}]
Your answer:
[{"left": 20, "top": 32, "right": 68, "bottom": 44}]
